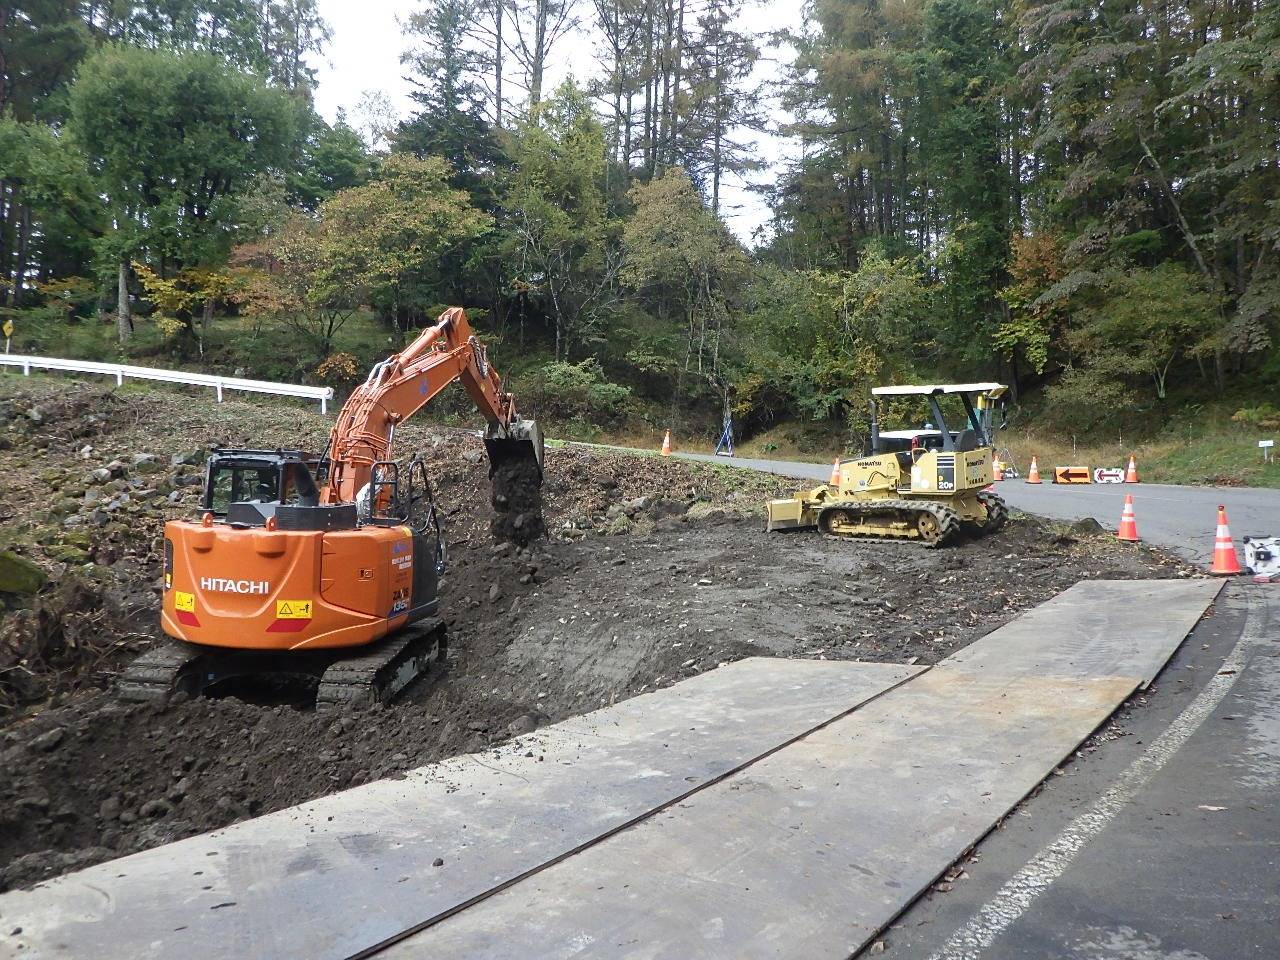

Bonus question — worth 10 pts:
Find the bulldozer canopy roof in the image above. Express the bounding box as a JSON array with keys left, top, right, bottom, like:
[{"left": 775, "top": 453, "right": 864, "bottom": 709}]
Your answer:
[
  {"left": 879, "top": 429, "right": 942, "bottom": 439},
  {"left": 871, "top": 382, "right": 1007, "bottom": 398}
]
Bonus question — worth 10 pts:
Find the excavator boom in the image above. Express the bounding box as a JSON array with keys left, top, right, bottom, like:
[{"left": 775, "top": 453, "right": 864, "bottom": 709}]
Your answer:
[{"left": 324, "top": 307, "right": 539, "bottom": 504}]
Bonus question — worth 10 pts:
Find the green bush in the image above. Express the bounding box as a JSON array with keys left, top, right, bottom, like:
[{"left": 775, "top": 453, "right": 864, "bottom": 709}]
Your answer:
[
  {"left": 1232, "top": 404, "right": 1280, "bottom": 430},
  {"left": 1042, "top": 366, "right": 1133, "bottom": 434},
  {"left": 535, "top": 358, "right": 632, "bottom": 423}
]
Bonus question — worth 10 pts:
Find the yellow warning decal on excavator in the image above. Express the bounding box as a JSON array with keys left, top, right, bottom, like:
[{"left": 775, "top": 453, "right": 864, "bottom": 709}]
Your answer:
[
  {"left": 174, "top": 591, "right": 195, "bottom": 613},
  {"left": 275, "top": 599, "right": 314, "bottom": 619}
]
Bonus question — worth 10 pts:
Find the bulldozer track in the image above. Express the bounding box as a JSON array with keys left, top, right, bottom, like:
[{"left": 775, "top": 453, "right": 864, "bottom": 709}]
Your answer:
[
  {"left": 316, "top": 618, "right": 445, "bottom": 711},
  {"left": 975, "top": 490, "right": 1009, "bottom": 534},
  {"left": 817, "top": 498, "right": 962, "bottom": 548}
]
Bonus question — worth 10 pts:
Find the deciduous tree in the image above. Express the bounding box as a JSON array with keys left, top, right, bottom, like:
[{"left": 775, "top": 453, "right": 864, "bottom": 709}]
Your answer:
[{"left": 67, "top": 44, "right": 298, "bottom": 341}]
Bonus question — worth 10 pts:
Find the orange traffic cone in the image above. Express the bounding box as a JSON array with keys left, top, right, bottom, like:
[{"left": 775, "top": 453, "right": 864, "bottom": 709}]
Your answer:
[
  {"left": 1026, "top": 457, "right": 1042, "bottom": 484},
  {"left": 828, "top": 458, "right": 841, "bottom": 487},
  {"left": 992, "top": 455, "right": 1004, "bottom": 481},
  {"left": 1116, "top": 494, "right": 1140, "bottom": 542},
  {"left": 1210, "top": 505, "right": 1243, "bottom": 575},
  {"left": 660, "top": 430, "right": 672, "bottom": 457},
  {"left": 1124, "top": 455, "right": 1139, "bottom": 483}
]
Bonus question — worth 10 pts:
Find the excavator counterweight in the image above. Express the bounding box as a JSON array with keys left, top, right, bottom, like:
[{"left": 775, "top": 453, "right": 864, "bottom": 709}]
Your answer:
[{"left": 120, "top": 308, "right": 543, "bottom": 707}]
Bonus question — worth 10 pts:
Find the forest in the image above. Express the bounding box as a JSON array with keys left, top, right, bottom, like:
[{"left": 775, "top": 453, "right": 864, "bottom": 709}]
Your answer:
[{"left": 1, "top": 0, "right": 1278, "bottom": 447}]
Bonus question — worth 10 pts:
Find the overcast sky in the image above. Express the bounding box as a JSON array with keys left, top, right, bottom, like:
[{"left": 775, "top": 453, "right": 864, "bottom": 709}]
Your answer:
[{"left": 310, "top": 0, "right": 804, "bottom": 243}]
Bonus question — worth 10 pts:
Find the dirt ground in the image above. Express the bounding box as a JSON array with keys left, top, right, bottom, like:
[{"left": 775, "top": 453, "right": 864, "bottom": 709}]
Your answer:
[{"left": 0, "top": 376, "right": 1192, "bottom": 891}]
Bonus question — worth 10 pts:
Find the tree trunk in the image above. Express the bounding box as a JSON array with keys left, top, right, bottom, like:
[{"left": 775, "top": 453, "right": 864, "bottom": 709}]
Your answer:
[
  {"left": 668, "top": 0, "right": 685, "bottom": 165},
  {"left": 710, "top": 30, "right": 723, "bottom": 216},
  {"left": 624, "top": 85, "right": 634, "bottom": 169},
  {"left": 1136, "top": 133, "right": 1214, "bottom": 285},
  {"left": 0, "top": 182, "right": 11, "bottom": 307},
  {"left": 117, "top": 259, "right": 133, "bottom": 343},
  {"left": 657, "top": 0, "right": 672, "bottom": 166},
  {"left": 495, "top": 0, "right": 504, "bottom": 126},
  {"left": 530, "top": 0, "right": 548, "bottom": 110},
  {"left": 643, "top": 0, "right": 656, "bottom": 173},
  {"left": 202, "top": 296, "right": 216, "bottom": 337},
  {"left": 611, "top": 8, "right": 624, "bottom": 168},
  {"left": 12, "top": 203, "right": 29, "bottom": 306}
]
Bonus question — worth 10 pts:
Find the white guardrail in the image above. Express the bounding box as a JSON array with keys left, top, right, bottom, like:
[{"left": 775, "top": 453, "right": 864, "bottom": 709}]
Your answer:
[{"left": 0, "top": 353, "right": 333, "bottom": 413}]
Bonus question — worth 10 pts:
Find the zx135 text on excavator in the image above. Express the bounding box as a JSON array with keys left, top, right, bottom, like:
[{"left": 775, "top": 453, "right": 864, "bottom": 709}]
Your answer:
[{"left": 120, "top": 307, "right": 543, "bottom": 708}]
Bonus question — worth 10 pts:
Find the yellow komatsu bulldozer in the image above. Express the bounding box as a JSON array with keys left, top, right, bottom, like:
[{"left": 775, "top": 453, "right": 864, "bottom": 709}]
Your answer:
[{"left": 766, "top": 383, "right": 1009, "bottom": 548}]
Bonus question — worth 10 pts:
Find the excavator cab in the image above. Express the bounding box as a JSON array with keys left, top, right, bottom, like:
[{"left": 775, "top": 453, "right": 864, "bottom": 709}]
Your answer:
[{"left": 204, "top": 450, "right": 324, "bottom": 515}]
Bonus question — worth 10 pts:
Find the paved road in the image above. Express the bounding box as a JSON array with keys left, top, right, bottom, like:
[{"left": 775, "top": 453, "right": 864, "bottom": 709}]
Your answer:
[
  {"left": 890, "top": 581, "right": 1280, "bottom": 960},
  {"left": 674, "top": 449, "right": 1280, "bottom": 959},
  {"left": 674, "top": 451, "right": 1280, "bottom": 566}
]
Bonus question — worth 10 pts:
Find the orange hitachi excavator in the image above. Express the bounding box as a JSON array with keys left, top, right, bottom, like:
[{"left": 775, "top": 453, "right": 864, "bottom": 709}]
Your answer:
[{"left": 119, "top": 307, "right": 543, "bottom": 708}]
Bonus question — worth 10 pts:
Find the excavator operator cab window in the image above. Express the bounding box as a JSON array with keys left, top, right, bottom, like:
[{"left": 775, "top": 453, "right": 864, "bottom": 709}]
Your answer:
[
  {"left": 206, "top": 463, "right": 282, "bottom": 515},
  {"left": 204, "top": 452, "right": 324, "bottom": 517},
  {"left": 280, "top": 463, "right": 321, "bottom": 507}
]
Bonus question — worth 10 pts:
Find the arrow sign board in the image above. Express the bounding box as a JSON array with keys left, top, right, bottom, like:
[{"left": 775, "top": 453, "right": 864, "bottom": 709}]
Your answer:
[{"left": 1094, "top": 467, "right": 1125, "bottom": 484}]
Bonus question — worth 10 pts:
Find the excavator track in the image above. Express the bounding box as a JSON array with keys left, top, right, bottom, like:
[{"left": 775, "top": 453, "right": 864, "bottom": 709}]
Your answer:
[
  {"left": 118, "top": 620, "right": 446, "bottom": 709},
  {"left": 116, "top": 640, "right": 208, "bottom": 703},
  {"left": 817, "top": 498, "right": 962, "bottom": 548},
  {"left": 316, "top": 618, "right": 445, "bottom": 711}
]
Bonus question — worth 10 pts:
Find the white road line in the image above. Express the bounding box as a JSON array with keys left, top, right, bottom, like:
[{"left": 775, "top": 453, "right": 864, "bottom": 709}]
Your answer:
[{"left": 927, "top": 592, "right": 1268, "bottom": 960}]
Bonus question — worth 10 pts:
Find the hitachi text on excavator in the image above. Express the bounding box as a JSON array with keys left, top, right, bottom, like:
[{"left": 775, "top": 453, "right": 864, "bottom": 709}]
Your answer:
[{"left": 119, "top": 307, "right": 543, "bottom": 708}]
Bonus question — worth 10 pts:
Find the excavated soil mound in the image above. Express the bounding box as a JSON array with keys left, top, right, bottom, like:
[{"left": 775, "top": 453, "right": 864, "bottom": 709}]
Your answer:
[
  {"left": 0, "top": 376, "right": 1192, "bottom": 890},
  {"left": 490, "top": 454, "right": 545, "bottom": 546}
]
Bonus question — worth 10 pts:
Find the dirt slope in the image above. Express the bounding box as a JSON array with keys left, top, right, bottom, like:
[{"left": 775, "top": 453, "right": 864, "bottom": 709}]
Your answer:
[{"left": 0, "top": 376, "right": 1190, "bottom": 890}]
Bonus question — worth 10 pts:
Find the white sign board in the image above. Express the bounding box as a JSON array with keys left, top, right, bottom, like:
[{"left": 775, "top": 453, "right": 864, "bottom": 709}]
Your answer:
[
  {"left": 1260, "top": 440, "right": 1275, "bottom": 448},
  {"left": 1243, "top": 537, "right": 1280, "bottom": 577},
  {"left": 1094, "top": 467, "right": 1125, "bottom": 484}
]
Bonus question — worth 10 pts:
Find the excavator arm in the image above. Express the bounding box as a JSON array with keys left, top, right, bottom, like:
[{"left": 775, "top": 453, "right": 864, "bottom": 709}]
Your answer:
[{"left": 322, "top": 307, "right": 540, "bottom": 505}]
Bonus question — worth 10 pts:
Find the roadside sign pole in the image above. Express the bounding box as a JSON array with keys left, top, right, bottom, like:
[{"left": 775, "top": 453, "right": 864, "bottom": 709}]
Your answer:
[{"left": 1261, "top": 439, "right": 1275, "bottom": 464}]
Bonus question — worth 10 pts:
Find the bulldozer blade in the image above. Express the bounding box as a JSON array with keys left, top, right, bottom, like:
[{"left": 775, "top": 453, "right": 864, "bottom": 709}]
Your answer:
[{"left": 766, "top": 495, "right": 818, "bottom": 532}]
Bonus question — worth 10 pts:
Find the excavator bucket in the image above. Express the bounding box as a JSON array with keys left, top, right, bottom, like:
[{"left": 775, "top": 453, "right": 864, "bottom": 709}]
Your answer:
[
  {"left": 484, "top": 417, "right": 544, "bottom": 475},
  {"left": 485, "top": 418, "right": 545, "bottom": 546}
]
